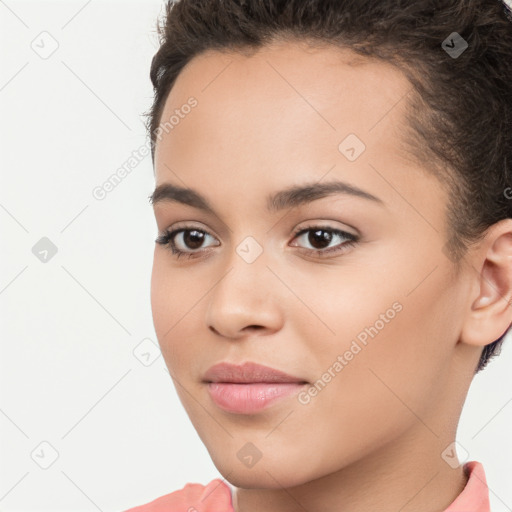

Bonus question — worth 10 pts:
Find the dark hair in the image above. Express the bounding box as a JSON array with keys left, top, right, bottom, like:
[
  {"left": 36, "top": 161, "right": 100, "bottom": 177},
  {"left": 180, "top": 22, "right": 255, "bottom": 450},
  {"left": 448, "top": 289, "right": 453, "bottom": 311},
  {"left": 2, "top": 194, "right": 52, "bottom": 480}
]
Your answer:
[{"left": 144, "top": 0, "right": 512, "bottom": 373}]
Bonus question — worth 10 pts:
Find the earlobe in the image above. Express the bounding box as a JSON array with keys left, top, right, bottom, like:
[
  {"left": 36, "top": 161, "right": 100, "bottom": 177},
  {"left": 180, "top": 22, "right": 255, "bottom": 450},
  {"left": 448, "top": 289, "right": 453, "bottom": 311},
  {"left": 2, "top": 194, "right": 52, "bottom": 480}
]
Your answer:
[{"left": 460, "top": 219, "right": 512, "bottom": 348}]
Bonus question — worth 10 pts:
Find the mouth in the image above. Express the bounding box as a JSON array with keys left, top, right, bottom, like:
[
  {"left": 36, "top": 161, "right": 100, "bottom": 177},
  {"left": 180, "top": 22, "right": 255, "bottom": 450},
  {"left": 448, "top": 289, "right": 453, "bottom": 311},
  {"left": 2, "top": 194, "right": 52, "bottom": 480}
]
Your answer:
[
  {"left": 202, "top": 361, "right": 309, "bottom": 384},
  {"left": 202, "top": 361, "right": 309, "bottom": 414}
]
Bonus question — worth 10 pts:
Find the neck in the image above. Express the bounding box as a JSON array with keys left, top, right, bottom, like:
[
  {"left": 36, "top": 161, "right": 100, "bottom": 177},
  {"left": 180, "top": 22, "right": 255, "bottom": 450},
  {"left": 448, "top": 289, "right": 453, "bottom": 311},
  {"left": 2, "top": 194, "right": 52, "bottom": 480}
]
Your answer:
[{"left": 231, "top": 422, "right": 469, "bottom": 512}]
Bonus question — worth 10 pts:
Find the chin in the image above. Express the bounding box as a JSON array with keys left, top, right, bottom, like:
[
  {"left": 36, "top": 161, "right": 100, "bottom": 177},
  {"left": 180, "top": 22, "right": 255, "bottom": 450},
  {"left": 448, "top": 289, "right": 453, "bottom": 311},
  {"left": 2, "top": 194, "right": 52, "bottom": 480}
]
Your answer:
[{"left": 211, "top": 456, "right": 316, "bottom": 490}]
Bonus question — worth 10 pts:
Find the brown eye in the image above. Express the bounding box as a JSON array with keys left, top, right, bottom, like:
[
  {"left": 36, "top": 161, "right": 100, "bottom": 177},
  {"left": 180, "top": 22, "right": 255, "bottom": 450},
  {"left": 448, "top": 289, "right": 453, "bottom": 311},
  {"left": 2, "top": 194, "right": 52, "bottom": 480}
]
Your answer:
[
  {"left": 155, "top": 227, "right": 219, "bottom": 259},
  {"left": 305, "top": 229, "right": 334, "bottom": 250},
  {"left": 180, "top": 230, "right": 206, "bottom": 250},
  {"left": 291, "top": 225, "right": 358, "bottom": 256}
]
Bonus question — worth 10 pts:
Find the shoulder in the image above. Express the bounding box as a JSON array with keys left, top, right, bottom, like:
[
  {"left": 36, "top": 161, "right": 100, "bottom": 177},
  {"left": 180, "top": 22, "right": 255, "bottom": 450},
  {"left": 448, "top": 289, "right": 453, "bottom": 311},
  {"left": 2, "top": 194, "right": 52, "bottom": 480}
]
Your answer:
[{"left": 122, "top": 478, "right": 234, "bottom": 512}]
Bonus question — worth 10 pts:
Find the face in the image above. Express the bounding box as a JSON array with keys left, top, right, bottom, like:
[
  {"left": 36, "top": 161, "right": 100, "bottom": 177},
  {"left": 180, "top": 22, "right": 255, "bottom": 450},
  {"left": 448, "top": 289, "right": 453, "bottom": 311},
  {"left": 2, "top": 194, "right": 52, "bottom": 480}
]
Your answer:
[{"left": 150, "top": 40, "right": 478, "bottom": 488}]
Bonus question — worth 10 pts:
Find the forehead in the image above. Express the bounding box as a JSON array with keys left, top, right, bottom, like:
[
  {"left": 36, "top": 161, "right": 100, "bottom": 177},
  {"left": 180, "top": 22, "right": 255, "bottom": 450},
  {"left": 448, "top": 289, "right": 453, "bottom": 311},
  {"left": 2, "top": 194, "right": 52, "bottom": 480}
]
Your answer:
[
  {"left": 153, "top": 40, "right": 439, "bottom": 216},
  {"left": 154, "top": 40, "right": 415, "bottom": 168},
  {"left": 162, "top": 40, "right": 411, "bottom": 114}
]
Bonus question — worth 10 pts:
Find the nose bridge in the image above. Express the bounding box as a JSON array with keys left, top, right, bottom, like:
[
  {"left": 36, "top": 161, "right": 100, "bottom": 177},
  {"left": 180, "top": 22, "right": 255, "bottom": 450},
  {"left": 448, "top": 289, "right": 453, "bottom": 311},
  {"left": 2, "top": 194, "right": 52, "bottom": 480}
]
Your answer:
[
  {"left": 215, "top": 232, "right": 271, "bottom": 305},
  {"left": 205, "top": 231, "right": 283, "bottom": 336},
  {"left": 219, "top": 210, "right": 270, "bottom": 272}
]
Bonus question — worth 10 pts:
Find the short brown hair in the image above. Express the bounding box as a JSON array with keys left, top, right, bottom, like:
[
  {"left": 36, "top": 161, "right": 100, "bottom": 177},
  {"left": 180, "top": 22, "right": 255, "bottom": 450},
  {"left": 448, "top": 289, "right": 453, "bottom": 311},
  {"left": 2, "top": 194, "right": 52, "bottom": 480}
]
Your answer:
[{"left": 144, "top": 0, "right": 512, "bottom": 373}]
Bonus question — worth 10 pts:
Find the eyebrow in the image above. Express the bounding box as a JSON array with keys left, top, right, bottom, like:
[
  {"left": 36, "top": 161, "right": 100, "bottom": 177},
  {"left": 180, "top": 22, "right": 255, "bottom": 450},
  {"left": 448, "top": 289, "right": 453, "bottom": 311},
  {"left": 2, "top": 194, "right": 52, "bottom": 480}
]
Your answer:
[{"left": 149, "top": 180, "right": 385, "bottom": 215}]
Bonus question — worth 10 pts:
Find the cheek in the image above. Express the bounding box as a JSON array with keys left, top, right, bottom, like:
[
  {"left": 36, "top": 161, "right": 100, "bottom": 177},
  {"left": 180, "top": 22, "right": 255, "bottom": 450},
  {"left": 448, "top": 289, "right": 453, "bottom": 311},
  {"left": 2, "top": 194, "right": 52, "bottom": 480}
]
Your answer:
[
  {"left": 292, "top": 248, "right": 457, "bottom": 407},
  {"left": 255, "top": 269, "right": 455, "bottom": 476},
  {"left": 150, "top": 252, "right": 220, "bottom": 379},
  {"left": 150, "top": 254, "right": 193, "bottom": 364},
  {"left": 150, "top": 253, "right": 170, "bottom": 338},
  {"left": 151, "top": 253, "right": 198, "bottom": 330}
]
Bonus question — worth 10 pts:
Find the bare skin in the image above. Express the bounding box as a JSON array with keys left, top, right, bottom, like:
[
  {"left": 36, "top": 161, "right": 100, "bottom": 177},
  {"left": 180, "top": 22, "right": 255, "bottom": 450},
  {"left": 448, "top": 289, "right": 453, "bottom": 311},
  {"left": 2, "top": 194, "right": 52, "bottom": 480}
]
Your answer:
[{"left": 150, "top": 40, "right": 512, "bottom": 512}]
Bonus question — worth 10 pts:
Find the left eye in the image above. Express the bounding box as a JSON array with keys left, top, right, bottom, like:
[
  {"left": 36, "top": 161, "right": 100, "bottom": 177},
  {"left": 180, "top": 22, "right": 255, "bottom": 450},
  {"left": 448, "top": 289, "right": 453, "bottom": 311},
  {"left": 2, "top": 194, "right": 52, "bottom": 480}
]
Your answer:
[{"left": 290, "top": 226, "right": 358, "bottom": 255}]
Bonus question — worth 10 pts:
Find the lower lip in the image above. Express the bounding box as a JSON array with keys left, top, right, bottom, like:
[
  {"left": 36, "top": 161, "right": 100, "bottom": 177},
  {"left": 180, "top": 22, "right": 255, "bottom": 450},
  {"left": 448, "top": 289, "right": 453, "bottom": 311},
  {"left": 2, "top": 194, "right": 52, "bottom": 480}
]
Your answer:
[{"left": 206, "top": 382, "right": 307, "bottom": 414}]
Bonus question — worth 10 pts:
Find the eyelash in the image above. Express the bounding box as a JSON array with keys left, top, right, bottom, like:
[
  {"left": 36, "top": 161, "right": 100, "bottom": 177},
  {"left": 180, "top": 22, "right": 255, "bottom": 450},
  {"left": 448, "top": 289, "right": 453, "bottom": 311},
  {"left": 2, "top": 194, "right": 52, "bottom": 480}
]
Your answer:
[{"left": 155, "top": 224, "right": 359, "bottom": 260}]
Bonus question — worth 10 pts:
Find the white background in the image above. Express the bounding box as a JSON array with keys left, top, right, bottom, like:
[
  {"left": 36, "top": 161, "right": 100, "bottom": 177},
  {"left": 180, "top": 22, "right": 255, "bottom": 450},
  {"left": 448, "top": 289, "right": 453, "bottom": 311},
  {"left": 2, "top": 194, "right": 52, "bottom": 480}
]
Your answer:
[{"left": 1, "top": 1, "right": 511, "bottom": 511}]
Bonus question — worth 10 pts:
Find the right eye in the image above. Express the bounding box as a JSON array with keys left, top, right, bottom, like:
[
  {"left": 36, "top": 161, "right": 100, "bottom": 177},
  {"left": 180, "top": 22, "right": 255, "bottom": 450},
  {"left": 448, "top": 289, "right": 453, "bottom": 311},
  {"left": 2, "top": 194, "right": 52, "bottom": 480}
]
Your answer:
[{"left": 155, "top": 227, "right": 220, "bottom": 259}]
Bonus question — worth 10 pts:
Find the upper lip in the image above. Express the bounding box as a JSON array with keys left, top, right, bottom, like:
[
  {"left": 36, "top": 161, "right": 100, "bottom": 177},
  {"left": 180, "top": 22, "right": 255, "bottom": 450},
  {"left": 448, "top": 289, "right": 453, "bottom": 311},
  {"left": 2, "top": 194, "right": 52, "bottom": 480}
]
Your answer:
[{"left": 203, "top": 361, "right": 308, "bottom": 384}]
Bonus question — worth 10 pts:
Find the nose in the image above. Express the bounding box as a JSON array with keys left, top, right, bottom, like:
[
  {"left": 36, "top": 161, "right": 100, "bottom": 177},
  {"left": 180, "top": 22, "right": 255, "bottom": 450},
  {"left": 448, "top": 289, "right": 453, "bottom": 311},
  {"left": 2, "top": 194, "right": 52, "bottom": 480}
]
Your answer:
[{"left": 205, "top": 246, "right": 285, "bottom": 340}]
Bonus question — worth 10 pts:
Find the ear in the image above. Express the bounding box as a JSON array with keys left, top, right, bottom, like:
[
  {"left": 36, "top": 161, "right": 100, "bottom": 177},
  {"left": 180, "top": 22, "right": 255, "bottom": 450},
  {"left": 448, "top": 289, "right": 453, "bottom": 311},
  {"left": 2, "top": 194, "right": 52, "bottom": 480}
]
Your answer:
[{"left": 460, "top": 219, "right": 512, "bottom": 348}]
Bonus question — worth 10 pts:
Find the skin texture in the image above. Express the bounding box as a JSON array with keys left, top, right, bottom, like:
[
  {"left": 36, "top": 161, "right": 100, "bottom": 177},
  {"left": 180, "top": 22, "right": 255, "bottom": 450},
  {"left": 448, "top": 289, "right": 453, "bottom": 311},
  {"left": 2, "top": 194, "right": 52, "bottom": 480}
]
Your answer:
[{"left": 150, "top": 40, "right": 512, "bottom": 512}]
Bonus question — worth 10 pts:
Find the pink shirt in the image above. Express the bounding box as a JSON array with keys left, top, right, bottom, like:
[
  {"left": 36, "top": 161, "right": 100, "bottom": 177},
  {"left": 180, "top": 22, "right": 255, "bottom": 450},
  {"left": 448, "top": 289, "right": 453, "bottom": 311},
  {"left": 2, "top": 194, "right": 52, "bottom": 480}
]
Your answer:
[{"left": 123, "top": 460, "right": 489, "bottom": 512}]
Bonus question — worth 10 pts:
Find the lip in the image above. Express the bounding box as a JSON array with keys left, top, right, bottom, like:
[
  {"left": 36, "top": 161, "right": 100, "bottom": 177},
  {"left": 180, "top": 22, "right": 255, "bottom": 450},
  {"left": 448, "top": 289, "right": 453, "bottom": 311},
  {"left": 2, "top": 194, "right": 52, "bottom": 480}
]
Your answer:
[
  {"left": 206, "top": 382, "right": 307, "bottom": 414},
  {"left": 203, "top": 361, "right": 309, "bottom": 414},
  {"left": 202, "top": 361, "right": 308, "bottom": 384}
]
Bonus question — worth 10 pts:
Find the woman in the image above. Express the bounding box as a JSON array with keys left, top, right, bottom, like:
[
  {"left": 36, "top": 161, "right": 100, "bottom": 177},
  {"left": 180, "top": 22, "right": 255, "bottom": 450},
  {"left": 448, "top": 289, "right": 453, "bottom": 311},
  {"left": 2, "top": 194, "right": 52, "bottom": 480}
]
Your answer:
[{"left": 125, "top": 0, "right": 512, "bottom": 510}]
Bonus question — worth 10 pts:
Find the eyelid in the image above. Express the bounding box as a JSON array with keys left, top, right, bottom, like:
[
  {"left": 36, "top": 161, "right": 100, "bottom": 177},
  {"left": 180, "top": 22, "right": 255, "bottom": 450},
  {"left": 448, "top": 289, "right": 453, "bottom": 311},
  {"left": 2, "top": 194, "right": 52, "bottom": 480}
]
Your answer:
[
  {"left": 291, "top": 220, "right": 358, "bottom": 237},
  {"left": 155, "top": 209, "right": 229, "bottom": 239},
  {"left": 165, "top": 220, "right": 218, "bottom": 238},
  {"left": 162, "top": 220, "right": 356, "bottom": 243}
]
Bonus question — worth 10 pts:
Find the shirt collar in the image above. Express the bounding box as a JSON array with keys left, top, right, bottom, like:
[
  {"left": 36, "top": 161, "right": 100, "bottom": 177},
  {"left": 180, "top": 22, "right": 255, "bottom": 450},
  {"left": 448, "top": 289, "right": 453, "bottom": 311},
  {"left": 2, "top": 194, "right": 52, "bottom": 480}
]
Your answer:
[{"left": 443, "top": 461, "right": 490, "bottom": 512}]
